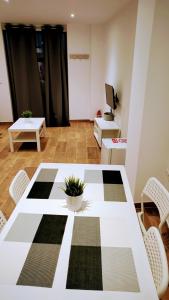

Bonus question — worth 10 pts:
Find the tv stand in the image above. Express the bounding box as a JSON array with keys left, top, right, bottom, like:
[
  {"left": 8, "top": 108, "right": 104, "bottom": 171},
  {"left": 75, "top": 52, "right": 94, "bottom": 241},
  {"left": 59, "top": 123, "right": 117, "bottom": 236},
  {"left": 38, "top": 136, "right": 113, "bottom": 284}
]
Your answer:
[{"left": 93, "top": 117, "right": 120, "bottom": 147}]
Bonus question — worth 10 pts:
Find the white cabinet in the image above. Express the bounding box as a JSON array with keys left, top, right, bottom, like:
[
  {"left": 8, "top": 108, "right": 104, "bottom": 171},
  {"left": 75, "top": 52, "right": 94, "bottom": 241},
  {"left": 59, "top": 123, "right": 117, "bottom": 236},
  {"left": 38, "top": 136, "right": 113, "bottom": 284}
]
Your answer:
[
  {"left": 101, "top": 138, "right": 127, "bottom": 164},
  {"left": 93, "top": 118, "right": 120, "bottom": 147}
]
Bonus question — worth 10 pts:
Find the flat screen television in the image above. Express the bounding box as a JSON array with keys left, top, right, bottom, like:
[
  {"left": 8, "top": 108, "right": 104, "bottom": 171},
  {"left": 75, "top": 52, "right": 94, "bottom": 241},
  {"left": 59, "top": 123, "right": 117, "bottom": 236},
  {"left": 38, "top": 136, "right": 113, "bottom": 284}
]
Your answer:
[{"left": 105, "top": 83, "right": 117, "bottom": 111}]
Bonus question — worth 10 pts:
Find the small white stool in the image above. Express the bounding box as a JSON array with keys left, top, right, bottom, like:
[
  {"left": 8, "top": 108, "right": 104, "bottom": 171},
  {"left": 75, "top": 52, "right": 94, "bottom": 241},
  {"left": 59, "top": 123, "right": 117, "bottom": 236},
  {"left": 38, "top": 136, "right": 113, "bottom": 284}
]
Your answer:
[{"left": 101, "top": 138, "right": 127, "bottom": 164}]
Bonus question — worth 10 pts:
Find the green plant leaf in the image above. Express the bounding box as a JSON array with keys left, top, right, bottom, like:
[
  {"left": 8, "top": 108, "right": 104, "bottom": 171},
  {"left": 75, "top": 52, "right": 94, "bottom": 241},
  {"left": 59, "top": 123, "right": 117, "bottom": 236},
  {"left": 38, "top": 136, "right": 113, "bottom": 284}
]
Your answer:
[
  {"left": 21, "top": 110, "right": 33, "bottom": 118},
  {"left": 62, "top": 175, "right": 85, "bottom": 197}
]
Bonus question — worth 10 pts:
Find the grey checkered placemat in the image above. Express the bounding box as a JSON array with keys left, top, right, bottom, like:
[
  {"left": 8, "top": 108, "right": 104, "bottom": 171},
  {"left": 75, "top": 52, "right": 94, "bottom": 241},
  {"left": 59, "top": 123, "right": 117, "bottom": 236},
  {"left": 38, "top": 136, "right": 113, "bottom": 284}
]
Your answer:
[
  {"left": 66, "top": 216, "right": 139, "bottom": 292},
  {"left": 27, "top": 168, "right": 126, "bottom": 202},
  {"left": 5, "top": 213, "right": 67, "bottom": 288},
  {"left": 84, "top": 170, "right": 126, "bottom": 202}
]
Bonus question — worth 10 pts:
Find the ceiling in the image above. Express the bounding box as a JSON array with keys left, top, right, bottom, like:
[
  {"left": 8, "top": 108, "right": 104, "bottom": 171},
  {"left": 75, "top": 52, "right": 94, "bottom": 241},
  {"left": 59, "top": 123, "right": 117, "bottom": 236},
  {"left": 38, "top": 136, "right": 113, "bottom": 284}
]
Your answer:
[{"left": 0, "top": 0, "right": 131, "bottom": 25}]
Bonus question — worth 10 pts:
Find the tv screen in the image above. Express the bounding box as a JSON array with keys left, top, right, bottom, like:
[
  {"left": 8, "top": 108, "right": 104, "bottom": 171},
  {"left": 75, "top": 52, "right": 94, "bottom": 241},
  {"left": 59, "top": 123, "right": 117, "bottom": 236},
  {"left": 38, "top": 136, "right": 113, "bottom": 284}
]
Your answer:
[{"left": 105, "top": 83, "right": 116, "bottom": 110}]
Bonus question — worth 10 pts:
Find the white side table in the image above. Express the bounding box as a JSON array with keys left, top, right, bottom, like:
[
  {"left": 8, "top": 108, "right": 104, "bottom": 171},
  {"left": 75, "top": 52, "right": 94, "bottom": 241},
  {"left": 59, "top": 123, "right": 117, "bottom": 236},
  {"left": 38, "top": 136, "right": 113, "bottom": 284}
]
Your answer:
[
  {"left": 8, "top": 118, "right": 46, "bottom": 152},
  {"left": 93, "top": 117, "right": 120, "bottom": 147},
  {"left": 101, "top": 138, "right": 127, "bottom": 164}
]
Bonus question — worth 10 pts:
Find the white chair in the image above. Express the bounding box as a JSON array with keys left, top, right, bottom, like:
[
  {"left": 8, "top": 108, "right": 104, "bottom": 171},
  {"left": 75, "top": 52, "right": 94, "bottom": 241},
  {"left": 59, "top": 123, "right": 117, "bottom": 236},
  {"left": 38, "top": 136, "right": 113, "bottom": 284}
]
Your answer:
[
  {"left": 139, "top": 177, "right": 169, "bottom": 231},
  {"left": 144, "top": 226, "right": 169, "bottom": 298},
  {"left": 0, "top": 210, "right": 7, "bottom": 232},
  {"left": 9, "top": 170, "right": 30, "bottom": 204},
  {"left": 137, "top": 211, "right": 147, "bottom": 236}
]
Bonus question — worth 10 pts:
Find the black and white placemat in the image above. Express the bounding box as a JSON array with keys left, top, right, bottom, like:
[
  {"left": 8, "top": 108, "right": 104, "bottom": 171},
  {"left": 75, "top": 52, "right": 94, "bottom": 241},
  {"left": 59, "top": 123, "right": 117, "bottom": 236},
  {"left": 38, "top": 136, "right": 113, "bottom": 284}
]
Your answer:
[
  {"left": 66, "top": 216, "right": 139, "bottom": 292},
  {"left": 84, "top": 170, "right": 126, "bottom": 202},
  {"left": 0, "top": 213, "right": 67, "bottom": 288},
  {"left": 27, "top": 168, "right": 126, "bottom": 202}
]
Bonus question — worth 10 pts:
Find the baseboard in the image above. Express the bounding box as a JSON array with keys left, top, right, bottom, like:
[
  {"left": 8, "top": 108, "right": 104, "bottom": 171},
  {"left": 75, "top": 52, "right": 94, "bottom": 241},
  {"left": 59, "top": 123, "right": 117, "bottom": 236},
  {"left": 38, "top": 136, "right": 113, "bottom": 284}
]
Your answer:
[
  {"left": 134, "top": 202, "right": 157, "bottom": 209},
  {"left": 0, "top": 122, "right": 13, "bottom": 125},
  {"left": 70, "top": 119, "right": 91, "bottom": 122}
]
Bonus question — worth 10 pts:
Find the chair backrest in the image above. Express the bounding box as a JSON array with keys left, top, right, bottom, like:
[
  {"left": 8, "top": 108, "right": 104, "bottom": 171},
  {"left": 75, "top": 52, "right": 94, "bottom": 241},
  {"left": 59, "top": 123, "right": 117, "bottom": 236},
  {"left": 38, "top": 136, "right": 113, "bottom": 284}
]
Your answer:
[
  {"left": 142, "top": 177, "right": 169, "bottom": 229},
  {"left": 144, "top": 226, "right": 169, "bottom": 298},
  {"left": 0, "top": 210, "right": 7, "bottom": 232},
  {"left": 9, "top": 170, "right": 30, "bottom": 204}
]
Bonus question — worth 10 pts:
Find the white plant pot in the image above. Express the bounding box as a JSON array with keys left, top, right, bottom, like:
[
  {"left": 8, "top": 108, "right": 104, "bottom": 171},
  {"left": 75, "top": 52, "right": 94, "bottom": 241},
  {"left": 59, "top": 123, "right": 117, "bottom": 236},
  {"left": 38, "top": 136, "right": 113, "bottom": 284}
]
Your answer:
[
  {"left": 66, "top": 194, "right": 83, "bottom": 212},
  {"left": 24, "top": 118, "right": 32, "bottom": 123}
]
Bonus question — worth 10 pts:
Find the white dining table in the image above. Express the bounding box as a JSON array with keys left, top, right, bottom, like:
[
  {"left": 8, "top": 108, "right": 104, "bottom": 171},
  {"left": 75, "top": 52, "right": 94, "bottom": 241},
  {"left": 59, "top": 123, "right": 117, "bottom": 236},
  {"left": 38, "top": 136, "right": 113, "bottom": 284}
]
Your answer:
[{"left": 0, "top": 163, "right": 158, "bottom": 300}]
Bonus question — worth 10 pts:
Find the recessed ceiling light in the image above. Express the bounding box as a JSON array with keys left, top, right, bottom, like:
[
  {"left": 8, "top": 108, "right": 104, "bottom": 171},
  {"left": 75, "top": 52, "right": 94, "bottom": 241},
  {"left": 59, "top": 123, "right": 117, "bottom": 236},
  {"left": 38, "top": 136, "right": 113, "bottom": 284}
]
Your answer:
[
  {"left": 3, "top": 0, "right": 10, "bottom": 2},
  {"left": 70, "top": 13, "right": 75, "bottom": 18}
]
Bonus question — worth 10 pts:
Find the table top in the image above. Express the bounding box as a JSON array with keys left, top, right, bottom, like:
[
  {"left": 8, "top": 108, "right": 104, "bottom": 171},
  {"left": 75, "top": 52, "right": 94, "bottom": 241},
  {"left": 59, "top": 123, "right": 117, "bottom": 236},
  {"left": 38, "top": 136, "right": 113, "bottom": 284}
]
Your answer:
[
  {"left": 0, "top": 163, "right": 158, "bottom": 300},
  {"left": 8, "top": 118, "right": 45, "bottom": 131},
  {"left": 102, "top": 138, "right": 127, "bottom": 149},
  {"left": 94, "top": 118, "right": 120, "bottom": 130}
]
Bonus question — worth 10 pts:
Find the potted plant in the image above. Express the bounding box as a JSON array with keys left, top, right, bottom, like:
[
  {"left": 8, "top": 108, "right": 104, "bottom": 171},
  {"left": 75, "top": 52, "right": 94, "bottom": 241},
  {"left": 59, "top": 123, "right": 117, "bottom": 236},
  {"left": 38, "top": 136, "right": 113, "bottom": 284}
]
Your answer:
[
  {"left": 21, "top": 110, "right": 33, "bottom": 118},
  {"left": 62, "top": 176, "right": 85, "bottom": 211}
]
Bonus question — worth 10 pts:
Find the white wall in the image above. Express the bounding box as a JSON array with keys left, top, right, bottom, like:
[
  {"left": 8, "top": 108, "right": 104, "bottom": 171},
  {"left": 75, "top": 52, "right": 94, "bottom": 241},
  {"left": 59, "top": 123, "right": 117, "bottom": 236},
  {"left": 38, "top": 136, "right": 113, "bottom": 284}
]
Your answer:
[
  {"left": 90, "top": 25, "right": 105, "bottom": 120},
  {"left": 103, "top": 0, "right": 138, "bottom": 136},
  {"left": 125, "top": 0, "right": 156, "bottom": 196},
  {"left": 67, "top": 23, "right": 105, "bottom": 120},
  {"left": 0, "top": 25, "right": 13, "bottom": 122},
  {"left": 67, "top": 24, "right": 91, "bottom": 120},
  {"left": 126, "top": 0, "right": 169, "bottom": 201}
]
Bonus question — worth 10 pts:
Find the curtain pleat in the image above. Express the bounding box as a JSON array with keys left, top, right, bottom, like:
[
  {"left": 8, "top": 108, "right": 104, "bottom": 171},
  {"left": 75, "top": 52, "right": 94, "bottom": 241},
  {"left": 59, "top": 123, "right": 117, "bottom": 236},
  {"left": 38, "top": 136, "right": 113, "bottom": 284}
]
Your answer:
[
  {"left": 4, "top": 24, "right": 44, "bottom": 120},
  {"left": 42, "top": 25, "right": 69, "bottom": 126}
]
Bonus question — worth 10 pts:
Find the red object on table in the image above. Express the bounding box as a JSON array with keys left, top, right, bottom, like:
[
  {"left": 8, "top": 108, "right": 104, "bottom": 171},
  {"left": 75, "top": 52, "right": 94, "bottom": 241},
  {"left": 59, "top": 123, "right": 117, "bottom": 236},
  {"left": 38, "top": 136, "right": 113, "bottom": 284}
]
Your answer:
[
  {"left": 96, "top": 110, "right": 102, "bottom": 117},
  {"left": 112, "top": 138, "right": 127, "bottom": 143}
]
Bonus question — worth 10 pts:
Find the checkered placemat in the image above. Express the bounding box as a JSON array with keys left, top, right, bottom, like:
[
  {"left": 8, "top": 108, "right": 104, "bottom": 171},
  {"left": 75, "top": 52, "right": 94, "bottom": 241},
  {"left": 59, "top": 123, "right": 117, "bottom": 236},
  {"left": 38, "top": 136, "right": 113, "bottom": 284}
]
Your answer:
[
  {"left": 0, "top": 214, "right": 139, "bottom": 292},
  {"left": 66, "top": 216, "right": 140, "bottom": 292},
  {"left": 84, "top": 170, "right": 126, "bottom": 202},
  {"left": 27, "top": 168, "right": 126, "bottom": 202},
  {"left": 1, "top": 213, "right": 67, "bottom": 288}
]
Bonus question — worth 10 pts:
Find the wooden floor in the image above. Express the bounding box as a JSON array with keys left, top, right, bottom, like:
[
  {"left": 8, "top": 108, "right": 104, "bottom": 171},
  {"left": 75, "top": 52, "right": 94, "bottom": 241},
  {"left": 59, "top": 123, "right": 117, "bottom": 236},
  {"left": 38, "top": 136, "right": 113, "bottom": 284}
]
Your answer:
[
  {"left": 0, "top": 121, "right": 101, "bottom": 218},
  {"left": 0, "top": 120, "right": 169, "bottom": 299}
]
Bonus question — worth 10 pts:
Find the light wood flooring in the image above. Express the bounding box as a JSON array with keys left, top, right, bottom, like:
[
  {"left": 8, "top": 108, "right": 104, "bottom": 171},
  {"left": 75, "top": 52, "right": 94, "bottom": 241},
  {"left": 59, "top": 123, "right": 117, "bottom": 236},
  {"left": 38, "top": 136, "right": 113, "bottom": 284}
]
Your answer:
[
  {"left": 0, "top": 120, "right": 169, "bottom": 299},
  {"left": 0, "top": 121, "right": 100, "bottom": 218}
]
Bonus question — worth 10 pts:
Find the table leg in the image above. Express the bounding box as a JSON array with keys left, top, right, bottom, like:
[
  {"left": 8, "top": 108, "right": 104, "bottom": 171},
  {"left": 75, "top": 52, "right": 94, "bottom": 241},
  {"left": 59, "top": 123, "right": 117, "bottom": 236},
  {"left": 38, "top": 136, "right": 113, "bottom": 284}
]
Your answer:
[
  {"left": 8, "top": 131, "right": 14, "bottom": 152},
  {"left": 42, "top": 120, "right": 47, "bottom": 137},
  {"left": 36, "top": 130, "right": 41, "bottom": 152}
]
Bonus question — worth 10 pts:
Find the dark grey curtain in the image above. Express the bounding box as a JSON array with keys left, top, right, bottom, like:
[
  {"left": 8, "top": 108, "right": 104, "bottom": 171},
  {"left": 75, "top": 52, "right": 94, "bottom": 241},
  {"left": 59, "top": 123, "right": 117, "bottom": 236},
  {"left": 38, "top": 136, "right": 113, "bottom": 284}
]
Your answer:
[
  {"left": 4, "top": 24, "right": 43, "bottom": 120},
  {"left": 42, "top": 25, "right": 69, "bottom": 126}
]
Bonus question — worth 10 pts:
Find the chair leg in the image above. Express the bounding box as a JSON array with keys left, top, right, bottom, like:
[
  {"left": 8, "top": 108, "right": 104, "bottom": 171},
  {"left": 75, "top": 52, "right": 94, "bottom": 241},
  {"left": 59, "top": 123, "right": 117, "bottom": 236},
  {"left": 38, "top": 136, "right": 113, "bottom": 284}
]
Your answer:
[
  {"left": 141, "top": 196, "right": 144, "bottom": 223},
  {"left": 137, "top": 211, "right": 147, "bottom": 236}
]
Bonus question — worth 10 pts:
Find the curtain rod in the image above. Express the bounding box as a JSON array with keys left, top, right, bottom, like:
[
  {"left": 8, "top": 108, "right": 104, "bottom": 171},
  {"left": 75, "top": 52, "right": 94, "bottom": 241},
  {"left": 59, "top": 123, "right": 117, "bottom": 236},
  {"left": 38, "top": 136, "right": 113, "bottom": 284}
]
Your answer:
[{"left": 1, "top": 23, "right": 67, "bottom": 32}]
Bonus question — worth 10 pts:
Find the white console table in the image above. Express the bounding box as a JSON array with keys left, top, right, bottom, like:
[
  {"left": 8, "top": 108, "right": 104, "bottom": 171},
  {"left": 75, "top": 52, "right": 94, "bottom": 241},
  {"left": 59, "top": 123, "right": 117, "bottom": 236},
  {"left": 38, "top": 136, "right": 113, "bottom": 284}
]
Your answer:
[
  {"left": 101, "top": 138, "right": 127, "bottom": 164},
  {"left": 93, "top": 117, "right": 120, "bottom": 147}
]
